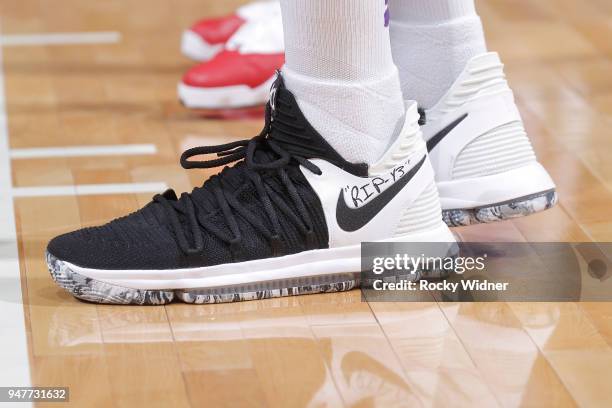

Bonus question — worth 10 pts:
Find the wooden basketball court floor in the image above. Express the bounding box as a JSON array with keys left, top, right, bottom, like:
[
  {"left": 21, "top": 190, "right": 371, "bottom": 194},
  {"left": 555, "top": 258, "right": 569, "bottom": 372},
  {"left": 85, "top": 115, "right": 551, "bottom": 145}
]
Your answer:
[{"left": 1, "top": 0, "right": 611, "bottom": 406}]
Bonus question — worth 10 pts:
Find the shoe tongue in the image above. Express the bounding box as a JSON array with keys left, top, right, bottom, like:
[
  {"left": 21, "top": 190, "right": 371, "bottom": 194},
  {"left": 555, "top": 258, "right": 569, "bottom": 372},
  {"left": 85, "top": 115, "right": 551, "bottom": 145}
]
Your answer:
[{"left": 267, "top": 73, "right": 369, "bottom": 177}]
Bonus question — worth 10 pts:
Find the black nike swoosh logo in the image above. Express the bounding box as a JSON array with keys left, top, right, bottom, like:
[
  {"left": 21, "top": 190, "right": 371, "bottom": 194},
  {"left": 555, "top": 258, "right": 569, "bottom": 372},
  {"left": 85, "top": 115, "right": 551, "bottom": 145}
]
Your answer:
[
  {"left": 426, "top": 113, "right": 468, "bottom": 152},
  {"left": 336, "top": 156, "right": 426, "bottom": 232}
]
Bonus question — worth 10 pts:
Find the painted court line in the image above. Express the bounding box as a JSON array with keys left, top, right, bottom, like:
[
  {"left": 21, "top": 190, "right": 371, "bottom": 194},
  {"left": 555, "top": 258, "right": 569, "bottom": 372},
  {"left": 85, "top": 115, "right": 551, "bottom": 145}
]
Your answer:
[
  {"left": 0, "top": 31, "right": 121, "bottom": 46},
  {"left": 13, "top": 182, "right": 168, "bottom": 198},
  {"left": 0, "top": 38, "right": 32, "bottom": 393},
  {"left": 10, "top": 144, "right": 157, "bottom": 159},
  {"left": 0, "top": 29, "right": 124, "bottom": 397}
]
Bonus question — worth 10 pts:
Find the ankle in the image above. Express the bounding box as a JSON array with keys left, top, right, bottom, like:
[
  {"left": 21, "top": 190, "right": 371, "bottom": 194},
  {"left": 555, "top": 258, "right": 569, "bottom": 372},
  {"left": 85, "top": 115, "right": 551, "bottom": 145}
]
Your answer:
[
  {"left": 390, "top": 12, "right": 487, "bottom": 109},
  {"left": 283, "top": 67, "right": 406, "bottom": 165}
]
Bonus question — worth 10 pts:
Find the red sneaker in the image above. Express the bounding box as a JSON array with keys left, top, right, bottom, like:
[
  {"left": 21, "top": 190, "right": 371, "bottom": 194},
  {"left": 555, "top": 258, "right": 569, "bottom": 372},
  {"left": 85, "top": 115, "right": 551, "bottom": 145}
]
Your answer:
[
  {"left": 181, "top": 1, "right": 280, "bottom": 62},
  {"left": 179, "top": 15, "right": 284, "bottom": 109},
  {"left": 179, "top": 51, "right": 284, "bottom": 109}
]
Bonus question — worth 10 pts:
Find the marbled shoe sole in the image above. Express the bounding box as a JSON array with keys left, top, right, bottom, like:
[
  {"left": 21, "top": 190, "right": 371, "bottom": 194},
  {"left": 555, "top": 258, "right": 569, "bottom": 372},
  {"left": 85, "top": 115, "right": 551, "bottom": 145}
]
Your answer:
[
  {"left": 46, "top": 252, "right": 175, "bottom": 305},
  {"left": 46, "top": 252, "right": 357, "bottom": 305},
  {"left": 442, "top": 189, "right": 558, "bottom": 227},
  {"left": 46, "top": 251, "right": 453, "bottom": 305}
]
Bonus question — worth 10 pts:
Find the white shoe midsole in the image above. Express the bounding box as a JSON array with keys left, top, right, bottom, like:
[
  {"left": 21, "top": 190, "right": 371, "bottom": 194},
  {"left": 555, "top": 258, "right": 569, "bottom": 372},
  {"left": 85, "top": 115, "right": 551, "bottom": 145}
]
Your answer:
[
  {"left": 437, "top": 162, "right": 556, "bottom": 210},
  {"left": 59, "top": 223, "right": 455, "bottom": 290},
  {"left": 178, "top": 76, "right": 276, "bottom": 109}
]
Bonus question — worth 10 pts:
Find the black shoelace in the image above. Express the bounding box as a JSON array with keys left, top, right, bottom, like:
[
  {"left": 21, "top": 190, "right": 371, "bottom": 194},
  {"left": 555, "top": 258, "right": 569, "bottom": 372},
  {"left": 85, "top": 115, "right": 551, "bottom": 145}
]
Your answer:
[{"left": 153, "top": 103, "right": 322, "bottom": 256}]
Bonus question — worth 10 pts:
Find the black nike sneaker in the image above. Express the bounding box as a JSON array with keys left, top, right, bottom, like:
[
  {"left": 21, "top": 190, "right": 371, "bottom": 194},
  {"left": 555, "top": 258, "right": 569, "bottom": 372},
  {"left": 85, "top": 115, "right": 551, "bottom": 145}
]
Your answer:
[{"left": 46, "top": 73, "right": 455, "bottom": 305}]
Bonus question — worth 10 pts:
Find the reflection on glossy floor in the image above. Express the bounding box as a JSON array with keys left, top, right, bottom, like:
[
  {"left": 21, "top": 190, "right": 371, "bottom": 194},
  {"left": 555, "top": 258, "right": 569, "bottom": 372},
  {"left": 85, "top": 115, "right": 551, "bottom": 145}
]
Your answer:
[{"left": 3, "top": 0, "right": 612, "bottom": 406}]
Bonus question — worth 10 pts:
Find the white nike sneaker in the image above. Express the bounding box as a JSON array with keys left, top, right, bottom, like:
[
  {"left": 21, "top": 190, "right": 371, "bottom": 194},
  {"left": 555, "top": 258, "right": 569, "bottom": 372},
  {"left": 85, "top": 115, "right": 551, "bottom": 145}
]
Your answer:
[
  {"left": 47, "top": 73, "right": 454, "bottom": 305},
  {"left": 421, "top": 52, "right": 557, "bottom": 227}
]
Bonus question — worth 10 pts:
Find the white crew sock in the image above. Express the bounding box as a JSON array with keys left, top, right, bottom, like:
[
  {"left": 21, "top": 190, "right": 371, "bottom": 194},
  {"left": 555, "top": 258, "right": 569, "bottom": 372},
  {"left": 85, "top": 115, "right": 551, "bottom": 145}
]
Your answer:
[
  {"left": 279, "top": 0, "right": 406, "bottom": 165},
  {"left": 389, "top": 0, "right": 488, "bottom": 109}
]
